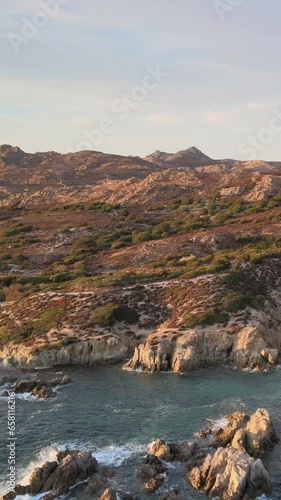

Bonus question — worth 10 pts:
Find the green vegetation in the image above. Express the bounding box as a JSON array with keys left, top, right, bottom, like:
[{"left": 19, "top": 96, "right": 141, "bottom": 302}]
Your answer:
[
  {"left": 34, "top": 309, "right": 64, "bottom": 334},
  {"left": 0, "top": 326, "right": 34, "bottom": 347},
  {"left": 90, "top": 304, "right": 139, "bottom": 327},
  {"left": 222, "top": 292, "right": 250, "bottom": 313},
  {"left": 182, "top": 309, "right": 229, "bottom": 328}
]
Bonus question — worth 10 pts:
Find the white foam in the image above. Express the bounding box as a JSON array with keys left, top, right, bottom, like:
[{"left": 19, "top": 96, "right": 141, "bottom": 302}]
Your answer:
[
  {"left": 15, "top": 493, "right": 51, "bottom": 500},
  {"left": 92, "top": 443, "right": 146, "bottom": 467},
  {"left": 210, "top": 417, "right": 229, "bottom": 431},
  {"left": 0, "top": 392, "right": 37, "bottom": 402},
  {"left": 18, "top": 447, "right": 58, "bottom": 486}
]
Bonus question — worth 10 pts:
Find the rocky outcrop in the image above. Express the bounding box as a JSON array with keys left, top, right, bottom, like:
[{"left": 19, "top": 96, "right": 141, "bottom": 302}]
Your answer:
[
  {"left": 1, "top": 375, "right": 71, "bottom": 399},
  {"left": 137, "top": 454, "right": 167, "bottom": 493},
  {"left": 146, "top": 409, "right": 278, "bottom": 500},
  {"left": 244, "top": 408, "right": 279, "bottom": 457},
  {"left": 186, "top": 408, "right": 278, "bottom": 499},
  {"left": 187, "top": 447, "right": 272, "bottom": 499},
  {"left": 150, "top": 439, "right": 204, "bottom": 467},
  {"left": 2, "top": 450, "right": 98, "bottom": 500},
  {"left": 0, "top": 337, "right": 129, "bottom": 369},
  {"left": 125, "top": 320, "right": 280, "bottom": 374}
]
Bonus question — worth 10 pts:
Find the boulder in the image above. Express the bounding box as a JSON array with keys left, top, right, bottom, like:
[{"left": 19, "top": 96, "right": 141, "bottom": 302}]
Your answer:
[
  {"left": 150, "top": 439, "right": 173, "bottom": 461},
  {"left": 29, "top": 461, "right": 58, "bottom": 495},
  {"left": 31, "top": 385, "right": 56, "bottom": 399},
  {"left": 244, "top": 408, "right": 278, "bottom": 457},
  {"left": 85, "top": 473, "right": 107, "bottom": 494},
  {"left": 171, "top": 440, "right": 203, "bottom": 463},
  {"left": 42, "top": 451, "right": 98, "bottom": 494},
  {"left": 98, "top": 488, "right": 133, "bottom": 500},
  {"left": 3, "top": 450, "right": 99, "bottom": 500},
  {"left": 213, "top": 412, "right": 250, "bottom": 448},
  {"left": 137, "top": 454, "right": 167, "bottom": 481},
  {"left": 12, "top": 379, "right": 37, "bottom": 393},
  {"left": 144, "top": 475, "right": 164, "bottom": 493},
  {"left": 51, "top": 375, "right": 71, "bottom": 386},
  {"left": 195, "top": 428, "right": 212, "bottom": 439},
  {"left": 99, "top": 465, "right": 115, "bottom": 478},
  {"left": 187, "top": 446, "right": 272, "bottom": 499}
]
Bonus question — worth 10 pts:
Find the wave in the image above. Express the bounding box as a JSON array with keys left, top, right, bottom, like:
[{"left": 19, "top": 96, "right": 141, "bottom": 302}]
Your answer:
[{"left": 11, "top": 441, "right": 146, "bottom": 490}]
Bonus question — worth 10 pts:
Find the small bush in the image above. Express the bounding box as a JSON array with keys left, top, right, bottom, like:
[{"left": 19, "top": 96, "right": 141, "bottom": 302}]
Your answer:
[
  {"left": 182, "top": 309, "right": 229, "bottom": 328},
  {"left": 90, "top": 304, "right": 117, "bottom": 327},
  {"left": 222, "top": 292, "right": 250, "bottom": 313}
]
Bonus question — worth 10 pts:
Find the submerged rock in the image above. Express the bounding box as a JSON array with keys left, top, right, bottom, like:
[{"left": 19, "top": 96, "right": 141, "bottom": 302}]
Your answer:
[
  {"left": 12, "top": 379, "right": 37, "bottom": 393},
  {"left": 98, "top": 488, "right": 133, "bottom": 500}
]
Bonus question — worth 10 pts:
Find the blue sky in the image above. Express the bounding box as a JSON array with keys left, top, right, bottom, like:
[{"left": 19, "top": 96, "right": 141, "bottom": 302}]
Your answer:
[{"left": 1, "top": 0, "right": 281, "bottom": 159}]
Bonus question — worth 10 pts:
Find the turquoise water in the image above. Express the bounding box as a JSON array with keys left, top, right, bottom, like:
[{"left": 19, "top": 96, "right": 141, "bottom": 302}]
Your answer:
[{"left": 0, "top": 365, "right": 281, "bottom": 498}]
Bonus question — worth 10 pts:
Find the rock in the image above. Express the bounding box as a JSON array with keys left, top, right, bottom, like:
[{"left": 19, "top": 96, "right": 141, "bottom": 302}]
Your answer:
[
  {"left": 43, "top": 451, "right": 98, "bottom": 494},
  {"left": 1, "top": 485, "right": 31, "bottom": 500},
  {"left": 2, "top": 450, "right": 99, "bottom": 499},
  {"left": 187, "top": 446, "right": 272, "bottom": 499},
  {"left": 137, "top": 455, "right": 167, "bottom": 481},
  {"left": 85, "top": 473, "right": 107, "bottom": 493},
  {"left": 31, "top": 385, "right": 56, "bottom": 399},
  {"left": 150, "top": 439, "right": 173, "bottom": 461},
  {"left": 98, "top": 488, "right": 133, "bottom": 500},
  {"left": 171, "top": 441, "right": 202, "bottom": 462},
  {"left": 195, "top": 428, "right": 212, "bottom": 439},
  {"left": 29, "top": 461, "right": 58, "bottom": 495},
  {"left": 244, "top": 408, "right": 279, "bottom": 457},
  {"left": 12, "top": 379, "right": 37, "bottom": 393},
  {"left": 0, "top": 376, "right": 18, "bottom": 386},
  {"left": 150, "top": 439, "right": 204, "bottom": 466},
  {"left": 144, "top": 474, "right": 164, "bottom": 493},
  {"left": 99, "top": 465, "right": 115, "bottom": 478},
  {"left": 51, "top": 375, "right": 71, "bottom": 386},
  {"left": 187, "top": 466, "right": 202, "bottom": 490},
  {"left": 213, "top": 412, "right": 250, "bottom": 448}
]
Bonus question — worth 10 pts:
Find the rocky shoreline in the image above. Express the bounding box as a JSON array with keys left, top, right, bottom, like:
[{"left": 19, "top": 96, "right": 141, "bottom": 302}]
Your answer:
[
  {"left": 1, "top": 264, "right": 281, "bottom": 375},
  {"left": 1, "top": 408, "right": 278, "bottom": 500},
  {"left": 0, "top": 373, "right": 71, "bottom": 399}
]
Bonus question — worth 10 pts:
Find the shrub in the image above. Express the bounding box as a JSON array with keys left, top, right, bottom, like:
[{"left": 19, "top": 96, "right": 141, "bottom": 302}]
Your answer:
[
  {"left": 34, "top": 310, "right": 64, "bottom": 334},
  {"left": 90, "top": 304, "right": 117, "bottom": 327},
  {"left": 222, "top": 293, "right": 250, "bottom": 313},
  {"left": 182, "top": 309, "right": 229, "bottom": 328},
  {"left": 3, "top": 224, "right": 33, "bottom": 237},
  {"left": 90, "top": 304, "right": 139, "bottom": 327}
]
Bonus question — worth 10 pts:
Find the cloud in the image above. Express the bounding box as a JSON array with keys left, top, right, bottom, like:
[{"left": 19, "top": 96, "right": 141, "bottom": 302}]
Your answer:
[
  {"left": 144, "top": 113, "right": 183, "bottom": 125},
  {"left": 246, "top": 101, "right": 274, "bottom": 110},
  {"left": 203, "top": 110, "right": 234, "bottom": 124}
]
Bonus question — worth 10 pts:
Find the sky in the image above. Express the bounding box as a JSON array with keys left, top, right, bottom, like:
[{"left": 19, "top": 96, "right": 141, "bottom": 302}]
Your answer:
[{"left": 1, "top": 0, "right": 281, "bottom": 160}]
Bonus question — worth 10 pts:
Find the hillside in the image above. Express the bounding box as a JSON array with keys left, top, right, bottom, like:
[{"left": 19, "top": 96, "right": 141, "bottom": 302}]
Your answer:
[{"left": 0, "top": 145, "right": 280, "bottom": 372}]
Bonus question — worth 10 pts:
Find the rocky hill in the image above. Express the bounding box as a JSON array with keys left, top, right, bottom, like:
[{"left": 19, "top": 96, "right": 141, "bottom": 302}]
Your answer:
[
  {"left": 0, "top": 144, "right": 280, "bottom": 372},
  {"left": 0, "top": 144, "right": 281, "bottom": 208}
]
